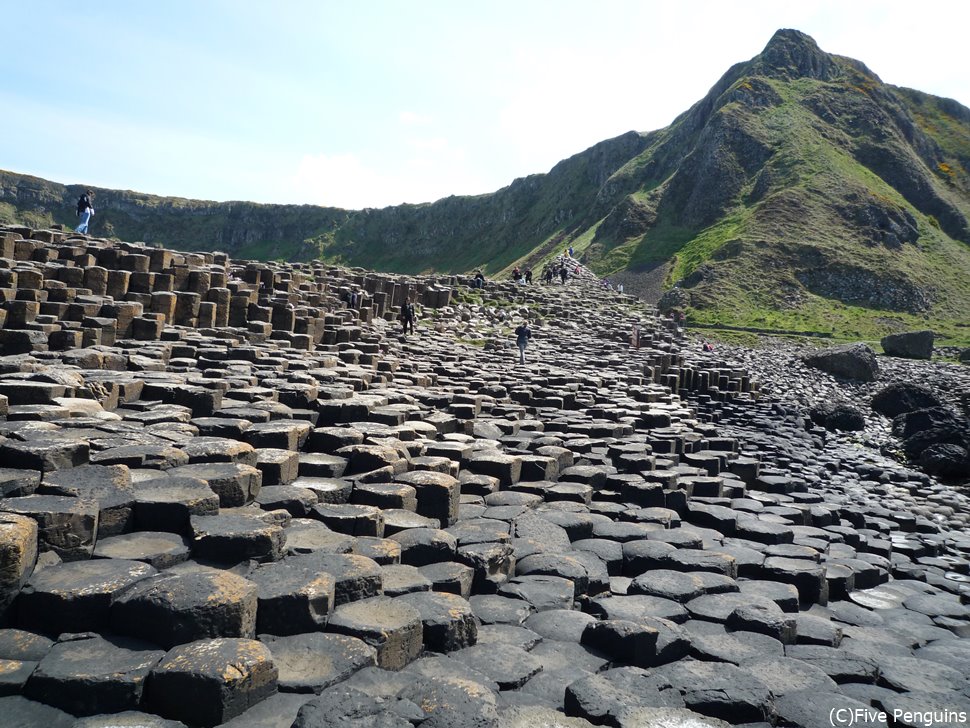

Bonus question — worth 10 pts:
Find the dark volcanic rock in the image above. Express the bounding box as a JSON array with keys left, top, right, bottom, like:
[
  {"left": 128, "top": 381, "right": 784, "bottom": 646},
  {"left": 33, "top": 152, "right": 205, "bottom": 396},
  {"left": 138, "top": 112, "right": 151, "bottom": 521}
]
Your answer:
[
  {"left": 803, "top": 343, "right": 878, "bottom": 381},
  {"left": 881, "top": 329, "right": 934, "bottom": 359},
  {"left": 24, "top": 633, "right": 164, "bottom": 716},
  {"left": 0, "top": 223, "right": 968, "bottom": 727},
  {"left": 810, "top": 402, "right": 866, "bottom": 432},
  {"left": 871, "top": 382, "right": 943, "bottom": 418},
  {"left": 146, "top": 638, "right": 278, "bottom": 726}
]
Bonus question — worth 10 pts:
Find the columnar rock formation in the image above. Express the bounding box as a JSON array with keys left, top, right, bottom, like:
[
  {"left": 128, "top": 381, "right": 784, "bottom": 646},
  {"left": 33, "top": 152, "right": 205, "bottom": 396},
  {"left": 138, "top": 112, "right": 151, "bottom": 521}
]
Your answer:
[{"left": 0, "top": 225, "right": 967, "bottom": 728}]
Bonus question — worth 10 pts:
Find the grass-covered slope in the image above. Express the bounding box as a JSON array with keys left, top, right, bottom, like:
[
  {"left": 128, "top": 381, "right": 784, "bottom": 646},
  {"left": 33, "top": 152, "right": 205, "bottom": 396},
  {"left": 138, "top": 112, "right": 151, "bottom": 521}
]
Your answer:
[
  {"left": 542, "top": 30, "right": 970, "bottom": 344},
  {"left": 2, "top": 29, "right": 969, "bottom": 344}
]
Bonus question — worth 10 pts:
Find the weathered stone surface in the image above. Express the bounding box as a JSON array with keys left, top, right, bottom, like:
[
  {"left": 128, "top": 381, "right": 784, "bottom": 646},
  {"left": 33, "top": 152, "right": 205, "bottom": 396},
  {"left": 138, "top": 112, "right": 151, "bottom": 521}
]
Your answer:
[
  {"left": 146, "top": 637, "right": 278, "bottom": 726},
  {"left": 40, "top": 463, "right": 135, "bottom": 537},
  {"left": 397, "top": 591, "right": 478, "bottom": 652},
  {"left": 451, "top": 642, "right": 542, "bottom": 689},
  {"left": 0, "top": 695, "right": 75, "bottom": 728},
  {"left": 394, "top": 470, "right": 460, "bottom": 526},
  {"left": 133, "top": 476, "right": 220, "bottom": 532},
  {"left": 248, "top": 558, "right": 336, "bottom": 634},
  {"left": 71, "top": 711, "right": 190, "bottom": 728},
  {"left": 168, "top": 462, "right": 262, "bottom": 507},
  {"left": 294, "top": 552, "right": 382, "bottom": 605},
  {"left": 581, "top": 618, "right": 659, "bottom": 667},
  {"left": 191, "top": 513, "right": 286, "bottom": 562},
  {"left": 18, "top": 559, "right": 156, "bottom": 635},
  {"left": 24, "top": 633, "right": 164, "bottom": 716},
  {"left": 259, "top": 632, "right": 377, "bottom": 693},
  {"left": 111, "top": 570, "right": 258, "bottom": 647},
  {"left": 93, "top": 530, "right": 191, "bottom": 568},
  {"left": 654, "top": 659, "right": 773, "bottom": 722},
  {"left": 284, "top": 518, "right": 357, "bottom": 555},
  {"left": 0, "top": 495, "right": 98, "bottom": 561},
  {"left": 0, "top": 512, "right": 37, "bottom": 617},
  {"left": 326, "top": 596, "right": 423, "bottom": 670},
  {"left": 291, "top": 684, "right": 415, "bottom": 728},
  {"left": 564, "top": 666, "right": 683, "bottom": 724}
]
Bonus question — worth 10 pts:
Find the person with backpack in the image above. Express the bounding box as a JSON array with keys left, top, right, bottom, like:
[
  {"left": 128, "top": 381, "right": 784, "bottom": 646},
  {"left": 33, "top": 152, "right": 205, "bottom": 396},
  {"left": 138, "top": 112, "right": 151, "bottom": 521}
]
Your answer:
[
  {"left": 514, "top": 320, "right": 532, "bottom": 365},
  {"left": 75, "top": 190, "right": 95, "bottom": 234},
  {"left": 399, "top": 300, "right": 416, "bottom": 336}
]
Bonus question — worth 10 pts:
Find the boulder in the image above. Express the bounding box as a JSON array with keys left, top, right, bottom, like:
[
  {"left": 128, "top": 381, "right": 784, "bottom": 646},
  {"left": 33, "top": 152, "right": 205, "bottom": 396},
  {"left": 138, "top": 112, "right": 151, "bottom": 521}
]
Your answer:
[
  {"left": 880, "top": 329, "right": 933, "bottom": 359},
  {"left": 919, "top": 443, "right": 970, "bottom": 479},
  {"left": 803, "top": 343, "right": 878, "bottom": 381},
  {"left": 809, "top": 402, "right": 865, "bottom": 432},
  {"left": 871, "top": 382, "right": 942, "bottom": 418}
]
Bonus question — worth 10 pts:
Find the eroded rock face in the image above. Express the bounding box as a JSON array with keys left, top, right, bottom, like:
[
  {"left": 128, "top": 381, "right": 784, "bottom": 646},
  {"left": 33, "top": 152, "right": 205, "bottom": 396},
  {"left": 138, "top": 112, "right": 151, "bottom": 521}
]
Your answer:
[{"left": 0, "top": 225, "right": 967, "bottom": 727}]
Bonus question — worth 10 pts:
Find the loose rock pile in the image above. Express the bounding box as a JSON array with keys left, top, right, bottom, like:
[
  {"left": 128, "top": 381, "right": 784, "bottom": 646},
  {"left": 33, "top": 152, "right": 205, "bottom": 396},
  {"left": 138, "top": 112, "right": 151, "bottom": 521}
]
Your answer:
[{"left": 0, "top": 226, "right": 967, "bottom": 728}]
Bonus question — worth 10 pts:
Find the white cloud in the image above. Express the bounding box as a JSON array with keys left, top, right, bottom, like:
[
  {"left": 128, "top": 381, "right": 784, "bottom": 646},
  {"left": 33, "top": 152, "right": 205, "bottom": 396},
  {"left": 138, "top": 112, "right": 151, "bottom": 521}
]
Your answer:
[
  {"left": 398, "top": 110, "right": 433, "bottom": 126},
  {"left": 288, "top": 149, "right": 483, "bottom": 209}
]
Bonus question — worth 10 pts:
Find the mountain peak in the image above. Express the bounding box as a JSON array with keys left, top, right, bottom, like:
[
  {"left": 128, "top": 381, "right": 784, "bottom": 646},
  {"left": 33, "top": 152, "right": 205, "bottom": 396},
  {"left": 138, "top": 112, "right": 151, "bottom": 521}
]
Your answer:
[{"left": 756, "top": 28, "right": 837, "bottom": 81}]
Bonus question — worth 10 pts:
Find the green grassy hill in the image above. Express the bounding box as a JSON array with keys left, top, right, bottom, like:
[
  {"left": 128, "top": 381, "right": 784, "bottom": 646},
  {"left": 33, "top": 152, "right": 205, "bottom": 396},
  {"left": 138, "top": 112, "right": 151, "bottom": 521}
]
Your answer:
[{"left": 3, "top": 29, "right": 969, "bottom": 344}]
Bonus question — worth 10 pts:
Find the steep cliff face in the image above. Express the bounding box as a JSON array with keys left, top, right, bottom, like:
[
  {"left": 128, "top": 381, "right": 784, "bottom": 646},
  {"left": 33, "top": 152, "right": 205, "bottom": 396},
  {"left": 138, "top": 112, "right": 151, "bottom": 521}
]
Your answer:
[
  {"left": 0, "top": 171, "right": 350, "bottom": 261},
  {"left": 4, "top": 29, "right": 970, "bottom": 342}
]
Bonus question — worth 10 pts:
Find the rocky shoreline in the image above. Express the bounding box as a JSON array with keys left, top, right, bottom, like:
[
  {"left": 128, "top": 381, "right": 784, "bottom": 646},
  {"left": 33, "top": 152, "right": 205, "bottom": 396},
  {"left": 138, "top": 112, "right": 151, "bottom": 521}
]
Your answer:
[{"left": 0, "top": 226, "right": 967, "bottom": 728}]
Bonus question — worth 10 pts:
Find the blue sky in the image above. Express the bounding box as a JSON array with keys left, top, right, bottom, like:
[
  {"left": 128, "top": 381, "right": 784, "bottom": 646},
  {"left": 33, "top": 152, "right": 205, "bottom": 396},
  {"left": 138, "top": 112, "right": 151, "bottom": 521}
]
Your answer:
[{"left": 2, "top": 0, "right": 968, "bottom": 209}]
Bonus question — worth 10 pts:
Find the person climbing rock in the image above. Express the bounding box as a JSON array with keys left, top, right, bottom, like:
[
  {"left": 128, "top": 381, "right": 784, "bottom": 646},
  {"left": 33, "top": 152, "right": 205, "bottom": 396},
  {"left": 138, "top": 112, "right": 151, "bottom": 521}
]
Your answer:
[
  {"left": 75, "top": 190, "right": 95, "bottom": 234},
  {"left": 514, "top": 320, "right": 532, "bottom": 365}
]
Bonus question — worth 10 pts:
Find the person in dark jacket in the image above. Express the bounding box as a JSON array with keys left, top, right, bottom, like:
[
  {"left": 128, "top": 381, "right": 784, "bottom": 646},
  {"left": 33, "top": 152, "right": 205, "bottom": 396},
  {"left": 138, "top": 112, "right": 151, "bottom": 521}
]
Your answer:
[
  {"left": 514, "top": 320, "right": 532, "bottom": 365},
  {"left": 400, "top": 301, "right": 416, "bottom": 335},
  {"left": 75, "top": 190, "right": 95, "bottom": 234}
]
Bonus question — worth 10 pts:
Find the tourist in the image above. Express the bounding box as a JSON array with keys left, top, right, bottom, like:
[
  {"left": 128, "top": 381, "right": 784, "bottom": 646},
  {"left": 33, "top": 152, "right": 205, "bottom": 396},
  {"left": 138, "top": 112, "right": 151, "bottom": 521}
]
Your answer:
[
  {"left": 568, "top": 246, "right": 574, "bottom": 257},
  {"left": 75, "top": 190, "right": 95, "bottom": 234},
  {"left": 473, "top": 270, "right": 485, "bottom": 289},
  {"left": 543, "top": 267, "right": 554, "bottom": 284},
  {"left": 512, "top": 266, "right": 520, "bottom": 282},
  {"left": 559, "top": 267, "right": 568, "bottom": 284},
  {"left": 514, "top": 320, "right": 532, "bottom": 365},
  {"left": 400, "top": 301, "right": 416, "bottom": 335},
  {"left": 702, "top": 341, "right": 714, "bottom": 352},
  {"left": 524, "top": 269, "right": 533, "bottom": 284}
]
